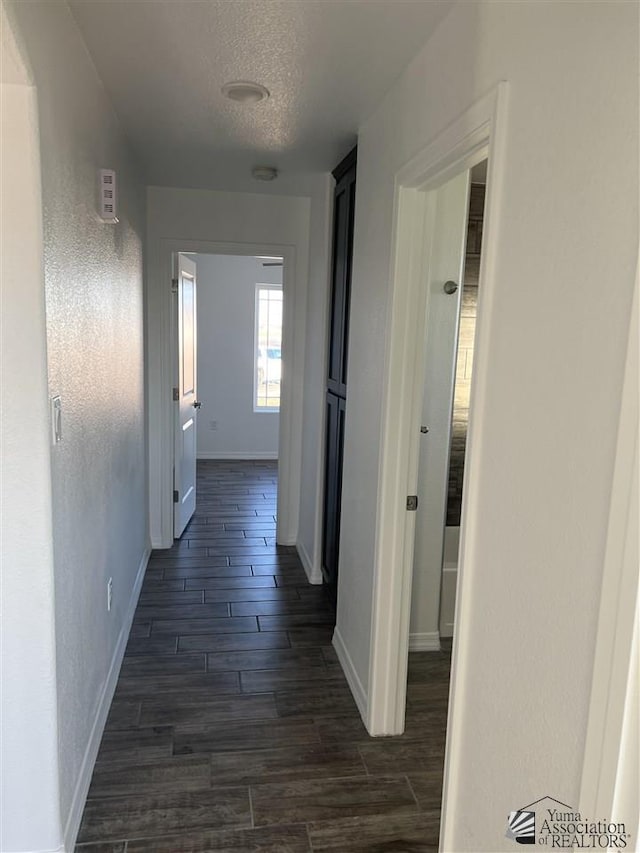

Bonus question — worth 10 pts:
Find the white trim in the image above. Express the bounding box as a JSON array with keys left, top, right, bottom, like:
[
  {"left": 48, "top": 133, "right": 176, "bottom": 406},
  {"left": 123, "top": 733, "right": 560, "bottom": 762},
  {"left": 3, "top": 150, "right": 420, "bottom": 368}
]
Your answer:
[
  {"left": 148, "top": 240, "right": 298, "bottom": 550},
  {"left": 332, "top": 626, "right": 368, "bottom": 723},
  {"left": 296, "top": 540, "right": 323, "bottom": 585},
  {"left": 367, "top": 83, "right": 508, "bottom": 739},
  {"left": 361, "top": 82, "right": 509, "bottom": 847},
  {"left": 197, "top": 451, "right": 279, "bottom": 461},
  {"left": 63, "top": 548, "right": 150, "bottom": 851},
  {"left": 579, "top": 261, "right": 639, "bottom": 818},
  {"left": 408, "top": 632, "right": 441, "bottom": 652}
]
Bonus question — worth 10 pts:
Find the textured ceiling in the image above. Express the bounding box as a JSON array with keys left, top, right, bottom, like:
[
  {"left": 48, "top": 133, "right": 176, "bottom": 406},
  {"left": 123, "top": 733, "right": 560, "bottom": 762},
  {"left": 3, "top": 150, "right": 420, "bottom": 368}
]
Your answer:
[{"left": 69, "top": 0, "right": 453, "bottom": 193}]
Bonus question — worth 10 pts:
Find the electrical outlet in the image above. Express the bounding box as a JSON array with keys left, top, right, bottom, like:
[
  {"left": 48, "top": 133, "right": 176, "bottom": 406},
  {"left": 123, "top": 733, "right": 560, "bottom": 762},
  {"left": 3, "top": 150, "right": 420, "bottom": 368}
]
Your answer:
[
  {"left": 107, "top": 577, "right": 113, "bottom": 612},
  {"left": 210, "top": 420, "right": 218, "bottom": 431}
]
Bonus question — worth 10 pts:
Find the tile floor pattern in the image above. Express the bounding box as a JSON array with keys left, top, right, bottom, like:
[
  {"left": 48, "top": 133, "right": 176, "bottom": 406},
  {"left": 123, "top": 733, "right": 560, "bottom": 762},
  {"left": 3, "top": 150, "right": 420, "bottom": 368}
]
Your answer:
[{"left": 76, "top": 461, "right": 451, "bottom": 852}]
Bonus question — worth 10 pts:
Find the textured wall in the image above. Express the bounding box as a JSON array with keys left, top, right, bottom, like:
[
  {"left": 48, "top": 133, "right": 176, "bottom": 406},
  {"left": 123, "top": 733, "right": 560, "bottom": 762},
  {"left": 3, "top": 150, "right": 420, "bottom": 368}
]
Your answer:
[
  {"left": 1, "top": 4, "right": 63, "bottom": 849},
  {"left": 196, "top": 254, "right": 282, "bottom": 458},
  {"left": 337, "top": 2, "right": 638, "bottom": 849},
  {"left": 8, "top": 1, "right": 148, "bottom": 845}
]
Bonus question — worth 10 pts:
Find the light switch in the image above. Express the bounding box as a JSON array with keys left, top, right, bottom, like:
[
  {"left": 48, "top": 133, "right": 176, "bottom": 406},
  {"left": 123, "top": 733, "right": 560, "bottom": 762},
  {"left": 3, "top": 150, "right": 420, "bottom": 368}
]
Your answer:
[{"left": 51, "top": 395, "right": 62, "bottom": 444}]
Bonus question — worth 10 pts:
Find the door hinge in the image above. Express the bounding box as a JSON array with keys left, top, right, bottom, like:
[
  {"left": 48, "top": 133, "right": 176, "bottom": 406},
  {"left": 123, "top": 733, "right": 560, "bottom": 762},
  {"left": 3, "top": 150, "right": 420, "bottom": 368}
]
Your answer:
[
  {"left": 171, "top": 277, "right": 178, "bottom": 293},
  {"left": 406, "top": 495, "right": 419, "bottom": 511},
  {"left": 172, "top": 387, "right": 179, "bottom": 401},
  {"left": 173, "top": 490, "right": 179, "bottom": 503}
]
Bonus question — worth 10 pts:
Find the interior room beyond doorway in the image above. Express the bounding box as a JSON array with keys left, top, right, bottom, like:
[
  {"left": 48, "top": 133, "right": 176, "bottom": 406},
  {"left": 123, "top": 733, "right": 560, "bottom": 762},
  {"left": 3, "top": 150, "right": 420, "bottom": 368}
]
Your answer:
[{"left": 192, "top": 253, "right": 284, "bottom": 464}]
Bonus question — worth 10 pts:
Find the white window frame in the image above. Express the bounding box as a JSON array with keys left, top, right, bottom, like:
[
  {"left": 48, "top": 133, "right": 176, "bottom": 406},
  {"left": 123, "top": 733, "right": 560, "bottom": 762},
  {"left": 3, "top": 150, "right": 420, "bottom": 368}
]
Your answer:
[{"left": 253, "top": 284, "right": 283, "bottom": 413}]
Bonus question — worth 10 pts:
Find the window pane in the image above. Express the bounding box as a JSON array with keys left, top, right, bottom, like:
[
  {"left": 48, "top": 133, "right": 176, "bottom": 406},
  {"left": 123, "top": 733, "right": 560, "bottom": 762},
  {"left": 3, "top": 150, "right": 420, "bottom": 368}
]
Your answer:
[
  {"left": 182, "top": 277, "right": 195, "bottom": 395},
  {"left": 255, "top": 286, "right": 282, "bottom": 410}
]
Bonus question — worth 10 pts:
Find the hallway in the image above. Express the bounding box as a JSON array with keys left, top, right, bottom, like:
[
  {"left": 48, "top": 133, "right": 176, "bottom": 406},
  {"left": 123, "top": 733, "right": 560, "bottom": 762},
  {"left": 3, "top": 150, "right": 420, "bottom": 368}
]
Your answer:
[{"left": 76, "top": 461, "right": 450, "bottom": 852}]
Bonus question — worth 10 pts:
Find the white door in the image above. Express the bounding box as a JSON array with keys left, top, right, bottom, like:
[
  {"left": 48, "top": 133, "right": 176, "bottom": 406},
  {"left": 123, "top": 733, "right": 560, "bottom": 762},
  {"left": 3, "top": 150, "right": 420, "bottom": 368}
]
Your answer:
[
  {"left": 410, "top": 171, "right": 470, "bottom": 639},
  {"left": 174, "top": 253, "right": 199, "bottom": 538}
]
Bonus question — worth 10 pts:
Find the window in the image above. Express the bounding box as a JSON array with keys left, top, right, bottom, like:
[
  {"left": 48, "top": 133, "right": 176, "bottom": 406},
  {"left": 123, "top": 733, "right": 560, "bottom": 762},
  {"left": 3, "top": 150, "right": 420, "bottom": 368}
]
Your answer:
[{"left": 254, "top": 285, "right": 283, "bottom": 411}]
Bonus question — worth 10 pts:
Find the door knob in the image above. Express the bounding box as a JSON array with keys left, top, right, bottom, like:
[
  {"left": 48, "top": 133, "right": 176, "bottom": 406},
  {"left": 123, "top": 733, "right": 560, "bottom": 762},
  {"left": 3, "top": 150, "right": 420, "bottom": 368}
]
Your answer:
[
  {"left": 193, "top": 401, "right": 202, "bottom": 409},
  {"left": 420, "top": 426, "right": 429, "bottom": 434}
]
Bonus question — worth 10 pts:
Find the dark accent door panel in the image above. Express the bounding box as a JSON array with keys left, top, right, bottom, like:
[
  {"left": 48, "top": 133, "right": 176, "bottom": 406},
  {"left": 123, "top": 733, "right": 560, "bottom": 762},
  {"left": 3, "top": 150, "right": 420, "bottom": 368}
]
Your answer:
[
  {"left": 322, "top": 392, "right": 346, "bottom": 590},
  {"left": 322, "top": 147, "right": 357, "bottom": 601},
  {"left": 327, "top": 177, "right": 356, "bottom": 397}
]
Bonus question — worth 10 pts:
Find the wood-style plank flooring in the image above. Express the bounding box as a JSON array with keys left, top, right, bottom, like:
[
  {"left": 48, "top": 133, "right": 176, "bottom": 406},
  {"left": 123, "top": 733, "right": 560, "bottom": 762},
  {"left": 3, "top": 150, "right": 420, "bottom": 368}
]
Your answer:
[{"left": 77, "top": 461, "right": 451, "bottom": 852}]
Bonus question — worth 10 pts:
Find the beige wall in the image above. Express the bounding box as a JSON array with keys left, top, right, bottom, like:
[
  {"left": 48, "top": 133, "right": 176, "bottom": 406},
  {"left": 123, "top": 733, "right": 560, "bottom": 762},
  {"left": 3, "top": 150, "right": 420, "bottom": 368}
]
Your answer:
[
  {"left": 5, "top": 1, "right": 148, "bottom": 847},
  {"left": 336, "top": 2, "right": 638, "bottom": 850},
  {"left": 1, "top": 5, "right": 62, "bottom": 850}
]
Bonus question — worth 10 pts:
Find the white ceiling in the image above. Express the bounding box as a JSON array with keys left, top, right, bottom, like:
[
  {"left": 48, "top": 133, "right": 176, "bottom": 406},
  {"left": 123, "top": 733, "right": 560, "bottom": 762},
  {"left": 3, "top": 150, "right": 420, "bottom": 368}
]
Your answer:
[{"left": 69, "top": 0, "right": 453, "bottom": 193}]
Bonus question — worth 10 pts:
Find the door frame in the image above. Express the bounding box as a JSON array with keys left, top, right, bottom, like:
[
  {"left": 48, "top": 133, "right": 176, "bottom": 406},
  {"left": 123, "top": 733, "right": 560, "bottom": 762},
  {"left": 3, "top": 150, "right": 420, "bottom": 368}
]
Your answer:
[
  {"left": 366, "top": 83, "right": 509, "bottom": 742},
  {"left": 367, "top": 81, "right": 508, "bottom": 846},
  {"left": 367, "top": 77, "right": 639, "bottom": 845},
  {"left": 151, "top": 239, "right": 296, "bottom": 548}
]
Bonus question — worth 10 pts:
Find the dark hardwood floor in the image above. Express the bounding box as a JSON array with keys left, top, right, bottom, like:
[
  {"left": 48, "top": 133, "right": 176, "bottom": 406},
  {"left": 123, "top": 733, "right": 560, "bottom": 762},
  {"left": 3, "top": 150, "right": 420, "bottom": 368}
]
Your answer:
[{"left": 76, "top": 461, "right": 450, "bottom": 852}]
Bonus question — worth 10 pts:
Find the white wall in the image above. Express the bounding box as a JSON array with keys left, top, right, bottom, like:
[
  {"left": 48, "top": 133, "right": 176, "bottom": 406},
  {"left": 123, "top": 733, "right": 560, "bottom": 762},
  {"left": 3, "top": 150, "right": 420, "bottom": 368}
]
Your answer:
[
  {"left": 146, "top": 186, "right": 313, "bottom": 549},
  {"left": 0, "top": 4, "right": 63, "bottom": 850},
  {"left": 196, "top": 253, "right": 282, "bottom": 459},
  {"left": 5, "top": 1, "right": 149, "bottom": 848},
  {"left": 336, "top": 2, "right": 638, "bottom": 850}
]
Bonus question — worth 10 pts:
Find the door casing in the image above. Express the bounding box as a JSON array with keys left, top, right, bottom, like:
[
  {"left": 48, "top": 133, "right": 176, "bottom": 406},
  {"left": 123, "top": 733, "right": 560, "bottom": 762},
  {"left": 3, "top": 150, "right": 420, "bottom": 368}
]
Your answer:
[{"left": 364, "top": 82, "right": 509, "bottom": 849}]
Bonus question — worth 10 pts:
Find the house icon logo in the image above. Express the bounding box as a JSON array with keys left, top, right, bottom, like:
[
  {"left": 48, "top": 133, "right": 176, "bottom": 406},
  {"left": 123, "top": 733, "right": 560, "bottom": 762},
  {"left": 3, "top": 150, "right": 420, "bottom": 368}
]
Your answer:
[
  {"left": 506, "top": 809, "right": 535, "bottom": 844},
  {"left": 506, "top": 796, "right": 574, "bottom": 846}
]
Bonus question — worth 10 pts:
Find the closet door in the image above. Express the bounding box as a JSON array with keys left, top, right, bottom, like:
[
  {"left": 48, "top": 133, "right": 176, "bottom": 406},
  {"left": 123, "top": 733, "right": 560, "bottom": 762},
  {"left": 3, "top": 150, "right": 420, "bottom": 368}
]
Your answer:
[{"left": 322, "top": 147, "right": 357, "bottom": 599}]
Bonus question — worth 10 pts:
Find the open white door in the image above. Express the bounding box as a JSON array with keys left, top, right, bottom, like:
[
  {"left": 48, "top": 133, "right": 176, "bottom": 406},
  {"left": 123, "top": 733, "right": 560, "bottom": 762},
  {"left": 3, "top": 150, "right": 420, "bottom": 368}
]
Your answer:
[
  {"left": 174, "top": 253, "right": 199, "bottom": 538},
  {"left": 410, "top": 170, "right": 470, "bottom": 641}
]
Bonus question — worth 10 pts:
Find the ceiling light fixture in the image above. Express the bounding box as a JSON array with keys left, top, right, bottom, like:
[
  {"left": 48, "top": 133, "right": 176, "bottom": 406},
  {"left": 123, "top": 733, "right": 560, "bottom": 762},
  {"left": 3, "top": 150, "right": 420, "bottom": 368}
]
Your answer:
[
  {"left": 252, "top": 166, "right": 278, "bottom": 182},
  {"left": 221, "top": 81, "right": 270, "bottom": 104}
]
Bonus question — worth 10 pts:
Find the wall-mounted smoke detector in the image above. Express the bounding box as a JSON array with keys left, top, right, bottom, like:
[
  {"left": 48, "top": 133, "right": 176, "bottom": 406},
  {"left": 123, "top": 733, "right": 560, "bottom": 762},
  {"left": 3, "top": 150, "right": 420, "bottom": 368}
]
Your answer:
[
  {"left": 252, "top": 166, "right": 278, "bottom": 182},
  {"left": 99, "top": 169, "right": 119, "bottom": 223},
  {"left": 221, "top": 81, "right": 270, "bottom": 104}
]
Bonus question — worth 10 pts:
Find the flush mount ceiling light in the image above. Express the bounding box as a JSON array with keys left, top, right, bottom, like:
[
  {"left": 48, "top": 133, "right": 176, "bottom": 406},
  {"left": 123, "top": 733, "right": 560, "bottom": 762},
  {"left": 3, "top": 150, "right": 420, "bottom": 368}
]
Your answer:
[
  {"left": 221, "top": 81, "right": 270, "bottom": 104},
  {"left": 252, "top": 166, "right": 278, "bottom": 182}
]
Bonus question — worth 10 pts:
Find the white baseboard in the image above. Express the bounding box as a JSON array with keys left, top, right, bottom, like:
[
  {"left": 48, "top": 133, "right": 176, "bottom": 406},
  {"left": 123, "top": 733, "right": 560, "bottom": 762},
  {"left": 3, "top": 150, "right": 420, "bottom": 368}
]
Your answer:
[
  {"left": 197, "top": 451, "right": 278, "bottom": 460},
  {"left": 63, "top": 547, "right": 150, "bottom": 851},
  {"left": 332, "top": 626, "right": 368, "bottom": 724},
  {"left": 296, "top": 541, "right": 323, "bottom": 584},
  {"left": 409, "top": 631, "right": 441, "bottom": 652}
]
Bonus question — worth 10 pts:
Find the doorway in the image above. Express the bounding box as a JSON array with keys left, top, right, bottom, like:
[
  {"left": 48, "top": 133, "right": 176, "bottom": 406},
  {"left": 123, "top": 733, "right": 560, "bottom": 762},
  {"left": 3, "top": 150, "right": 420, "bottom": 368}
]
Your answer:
[
  {"left": 172, "top": 251, "right": 285, "bottom": 538},
  {"left": 366, "top": 85, "right": 507, "bottom": 744},
  {"left": 409, "top": 166, "right": 487, "bottom": 650},
  {"left": 153, "top": 241, "right": 295, "bottom": 549},
  {"left": 439, "top": 170, "right": 486, "bottom": 637}
]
